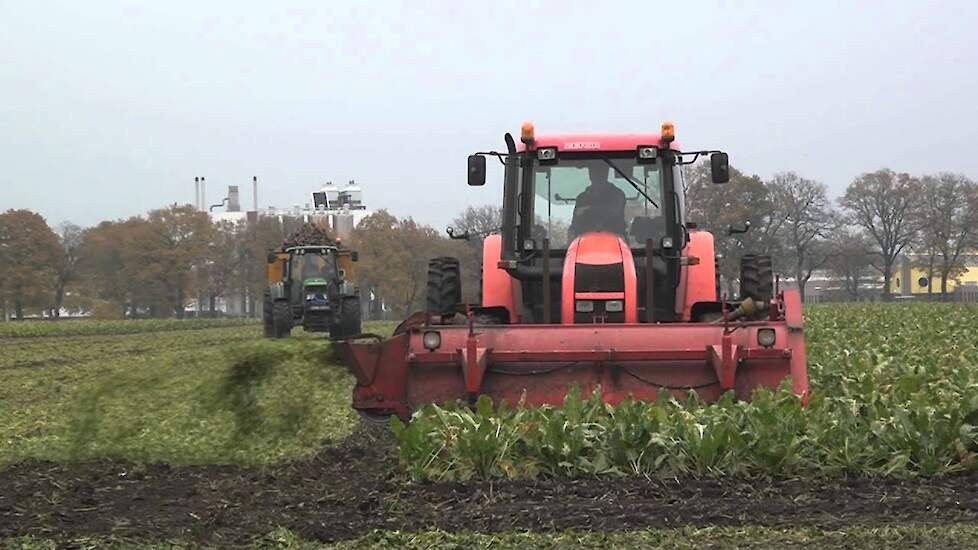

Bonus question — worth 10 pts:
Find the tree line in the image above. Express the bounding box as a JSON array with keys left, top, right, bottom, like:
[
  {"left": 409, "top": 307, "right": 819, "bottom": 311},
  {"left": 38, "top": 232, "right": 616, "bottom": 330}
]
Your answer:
[
  {"left": 686, "top": 165, "right": 978, "bottom": 301},
  {"left": 0, "top": 204, "right": 489, "bottom": 320},
  {"left": 1, "top": 164, "right": 974, "bottom": 320}
]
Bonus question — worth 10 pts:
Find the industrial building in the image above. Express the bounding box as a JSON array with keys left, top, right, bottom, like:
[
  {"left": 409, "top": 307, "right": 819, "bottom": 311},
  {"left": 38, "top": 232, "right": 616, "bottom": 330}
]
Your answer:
[{"left": 192, "top": 177, "right": 372, "bottom": 241}]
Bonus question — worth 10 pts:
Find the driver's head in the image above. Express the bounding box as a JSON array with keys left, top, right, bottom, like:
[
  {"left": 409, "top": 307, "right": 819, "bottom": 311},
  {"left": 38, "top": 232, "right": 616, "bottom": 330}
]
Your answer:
[{"left": 588, "top": 165, "right": 610, "bottom": 187}]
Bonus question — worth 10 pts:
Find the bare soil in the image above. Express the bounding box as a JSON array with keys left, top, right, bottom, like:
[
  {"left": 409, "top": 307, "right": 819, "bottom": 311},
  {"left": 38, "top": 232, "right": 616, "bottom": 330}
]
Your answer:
[{"left": 3, "top": 426, "right": 978, "bottom": 547}]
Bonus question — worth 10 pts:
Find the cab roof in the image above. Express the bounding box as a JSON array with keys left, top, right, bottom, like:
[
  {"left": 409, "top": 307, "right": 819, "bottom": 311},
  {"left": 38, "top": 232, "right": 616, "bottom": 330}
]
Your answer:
[{"left": 518, "top": 133, "right": 680, "bottom": 153}]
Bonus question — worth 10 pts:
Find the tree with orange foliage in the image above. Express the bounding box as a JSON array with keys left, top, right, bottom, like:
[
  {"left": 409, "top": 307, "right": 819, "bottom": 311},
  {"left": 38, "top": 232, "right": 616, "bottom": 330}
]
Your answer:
[{"left": 0, "top": 209, "right": 61, "bottom": 319}]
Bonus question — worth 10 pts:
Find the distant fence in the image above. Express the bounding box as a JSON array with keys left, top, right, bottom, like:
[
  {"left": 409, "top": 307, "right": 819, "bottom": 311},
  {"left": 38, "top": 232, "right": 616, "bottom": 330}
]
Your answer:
[
  {"left": 805, "top": 287, "right": 978, "bottom": 304},
  {"left": 954, "top": 286, "right": 978, "bottom": 303},
  {"left": 805, "top": 293, "right": 879, "bottom": 304}
]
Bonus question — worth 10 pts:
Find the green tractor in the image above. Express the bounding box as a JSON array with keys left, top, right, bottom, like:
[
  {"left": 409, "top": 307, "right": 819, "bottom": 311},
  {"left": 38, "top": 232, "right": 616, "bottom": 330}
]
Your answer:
[{"left": 263, "top": 245, "right": 362, "bottom": 339}]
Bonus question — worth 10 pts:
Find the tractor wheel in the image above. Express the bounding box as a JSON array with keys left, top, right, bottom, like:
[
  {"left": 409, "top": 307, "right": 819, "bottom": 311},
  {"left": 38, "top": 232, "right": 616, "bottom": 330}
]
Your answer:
[
  {"left": 426, "top": 257, "right": 461, "bottom": 316},
  {"left": 262, "top": 291, "right": 274, "bottom": 338},
  {"left": 272, "top": 300, "right": 293, "bottom": 338},
  {"left": 331, "top": 295, "right": 362, "bottom": 339},
  {"left": 740, "top": 254, "right": 774, "bottom": 304}
]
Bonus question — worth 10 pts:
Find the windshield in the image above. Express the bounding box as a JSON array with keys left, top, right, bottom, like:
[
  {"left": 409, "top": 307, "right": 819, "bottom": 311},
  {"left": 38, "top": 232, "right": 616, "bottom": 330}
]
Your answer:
[
  {"left": 532, "top": 157, "right": 664, "bottom": 248},
  {"left": 293, "top": 252, "right": 337, "bottom": 281}
]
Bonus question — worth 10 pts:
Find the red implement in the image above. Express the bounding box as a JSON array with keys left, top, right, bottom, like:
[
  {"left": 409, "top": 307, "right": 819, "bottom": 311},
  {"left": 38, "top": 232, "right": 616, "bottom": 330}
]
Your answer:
[{"left": 334, "top": 290, "right": 808, "bottom": 420}]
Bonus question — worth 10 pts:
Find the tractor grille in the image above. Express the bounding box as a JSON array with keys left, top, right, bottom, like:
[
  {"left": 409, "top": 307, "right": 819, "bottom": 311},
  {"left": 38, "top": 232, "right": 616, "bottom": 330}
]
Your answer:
[
  {"left": 574, "top": 262, "right": 626, "bottom": 324},
  {"left": 574, "top": 263, "right": 625, "bottom": 292}
]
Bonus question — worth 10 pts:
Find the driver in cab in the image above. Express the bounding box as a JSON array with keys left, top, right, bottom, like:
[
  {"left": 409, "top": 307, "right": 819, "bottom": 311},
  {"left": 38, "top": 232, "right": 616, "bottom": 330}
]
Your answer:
[{"left": 568, "top": 166, "right": 627, "bottom": 240}]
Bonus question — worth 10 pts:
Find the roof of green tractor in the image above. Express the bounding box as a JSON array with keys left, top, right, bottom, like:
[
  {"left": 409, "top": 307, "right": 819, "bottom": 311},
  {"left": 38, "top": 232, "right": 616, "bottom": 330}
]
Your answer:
[
  {"left": 303, "top": 278, "right": 330, "bottom": 286},
  {"left": 286, "top": 245, "right": 337, "bottom": 254}
]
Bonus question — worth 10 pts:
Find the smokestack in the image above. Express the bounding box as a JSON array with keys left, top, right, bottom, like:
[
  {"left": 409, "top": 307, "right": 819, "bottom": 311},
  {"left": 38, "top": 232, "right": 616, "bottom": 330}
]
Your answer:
[
  {"left": 200, "top": 177, "right": 206, "bottom": 210},
  {"left": 194, "top": 177, "right": 200, "bottom": 209},
  {"left": 253, "top": 176, "right": 258, "bottom": 212}
]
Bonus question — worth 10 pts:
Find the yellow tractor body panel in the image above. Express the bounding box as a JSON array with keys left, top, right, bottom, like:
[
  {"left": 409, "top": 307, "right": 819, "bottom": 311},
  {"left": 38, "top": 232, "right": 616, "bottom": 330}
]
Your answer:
[{"left": 266, "top": 252, "right": 289, "bottom": 285}]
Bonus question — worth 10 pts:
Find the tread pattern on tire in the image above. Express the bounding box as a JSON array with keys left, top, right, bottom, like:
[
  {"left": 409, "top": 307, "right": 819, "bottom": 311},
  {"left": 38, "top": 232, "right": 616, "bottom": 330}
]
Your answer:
[
  {"left": 331, "top": 295, "right": 362, "bottom": 339},
  {"left": 426, "top": 257, "right": 461, "bottom": 316},
  {"left": 272, "top": 300, "right": 293, "bottom": 338},
  {"left": 740, "top": 254, "right": 774, "bottom": 303}
]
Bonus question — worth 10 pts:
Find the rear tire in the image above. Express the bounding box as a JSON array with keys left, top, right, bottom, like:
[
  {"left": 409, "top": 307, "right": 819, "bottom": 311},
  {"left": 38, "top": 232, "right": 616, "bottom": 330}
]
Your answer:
[
  {"left": 740, "top": 254, "right": 773, "bottom": 303},
  {"left": 426, "top": 257, "right": 461, "bottom": 316},
  {"left": 272, "top": 300, "right": 293, "bottom": 338},
  {"left": 262, "top": 291, "right": 274, "bottom": 338},
  {"left": 331, "top": 295, "right": 362, "bottom": 339}
]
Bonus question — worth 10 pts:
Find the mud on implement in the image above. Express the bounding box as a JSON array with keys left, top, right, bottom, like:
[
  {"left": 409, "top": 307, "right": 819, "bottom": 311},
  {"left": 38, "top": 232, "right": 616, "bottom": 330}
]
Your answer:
[{"left": 336, "top": 121, "right": 809, "bottom": 420}]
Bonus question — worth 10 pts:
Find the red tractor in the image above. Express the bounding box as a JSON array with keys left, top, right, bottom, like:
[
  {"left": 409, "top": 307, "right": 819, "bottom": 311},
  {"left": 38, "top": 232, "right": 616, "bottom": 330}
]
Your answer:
[{"left": 336, "top": 122, "right": 808, "bottom": 422}]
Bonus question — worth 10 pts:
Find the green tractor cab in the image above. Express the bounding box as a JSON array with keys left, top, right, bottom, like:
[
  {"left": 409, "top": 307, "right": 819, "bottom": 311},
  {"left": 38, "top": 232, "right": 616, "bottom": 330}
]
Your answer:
[{"left": 263, "top": 245, "right": 361, "bottom": 339}]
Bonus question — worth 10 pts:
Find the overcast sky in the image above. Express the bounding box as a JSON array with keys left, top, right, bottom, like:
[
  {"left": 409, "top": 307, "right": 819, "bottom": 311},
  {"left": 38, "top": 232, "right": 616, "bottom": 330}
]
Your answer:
[{"left": 2, "top": 1, "right": 977, "bottom": 230}]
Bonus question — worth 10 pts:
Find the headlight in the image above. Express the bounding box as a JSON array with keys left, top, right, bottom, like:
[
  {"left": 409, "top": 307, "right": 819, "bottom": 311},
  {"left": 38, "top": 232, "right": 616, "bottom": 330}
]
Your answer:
[
  {"left": 422, "top": 331, "right": 442, "bottom": 351},
  {"left": 575, "top": 300, "right": 594, "bottom": 313},
  {"left": 537, "top": 147, "right": 557, "bottom": 160},
  {"left": 757, "top": 328, "right": 776, "bottom": 347},
  {"left": 605, "top": 300, "right": 623, "bottom": 312},
  {"left": 305, "top": 293, "right": 315, "bottom": 300}
]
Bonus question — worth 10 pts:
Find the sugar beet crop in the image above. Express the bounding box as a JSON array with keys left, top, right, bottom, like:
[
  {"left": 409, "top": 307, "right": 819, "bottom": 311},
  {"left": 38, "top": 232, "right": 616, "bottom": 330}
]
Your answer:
[{"left": 393, "top": 303, "right": 978, "bottom": 480}]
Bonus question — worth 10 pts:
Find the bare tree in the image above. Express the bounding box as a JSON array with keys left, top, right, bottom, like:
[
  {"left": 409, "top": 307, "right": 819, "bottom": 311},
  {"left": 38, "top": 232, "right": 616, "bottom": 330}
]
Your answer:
[
  {"left": 200, "top": 221, "right": 240, "bottom": 315},
  {"left": 684, "top": 162, "right": 785, "bottom": 292},
  {"left": 451, "top": 205, "right": 502, "bottom": 237},
  {"left": 52, "top": 222, "right": 86, "bottom": 316},
  {"left": 769, "top": 173, "right": 839, "bottom": 301},
  {"left": 915, "top": 173, "right": 978, "bottom": 299},
  {"left": 824, "top": 227, "right": 876, "bottom": 301},
  {"left": 450, "top": 205, "right": 503, "bottom": 302},
  {"left": 839, "top": 169, "right": 919, "bottom": 301}
]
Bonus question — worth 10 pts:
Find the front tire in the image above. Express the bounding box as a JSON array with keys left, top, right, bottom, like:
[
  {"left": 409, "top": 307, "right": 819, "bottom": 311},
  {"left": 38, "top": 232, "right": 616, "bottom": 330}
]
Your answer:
[
  {"left": 426, "top": 257, "right": 461, "bottom": 317},
  {"left": 331, "top": 295, "right": 362, "bottom": 339},
  {"left": 272, "top": 300, "right": 293, "bottom": 338}
]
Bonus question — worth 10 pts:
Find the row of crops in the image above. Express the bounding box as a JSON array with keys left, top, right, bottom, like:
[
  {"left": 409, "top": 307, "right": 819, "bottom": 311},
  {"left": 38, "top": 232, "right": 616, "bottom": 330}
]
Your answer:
[
  {"left": 0, "top": 318, "right": 258, "bottom": 338},
  {"left": 393, "top": 304, "right": 978, "bottom": 480}
]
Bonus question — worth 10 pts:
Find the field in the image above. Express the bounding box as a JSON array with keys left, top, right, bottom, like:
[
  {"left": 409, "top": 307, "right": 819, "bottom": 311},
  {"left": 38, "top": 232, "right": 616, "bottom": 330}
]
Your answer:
[{"left": 3, "top": 306, "right": 978, "bottom": 548}]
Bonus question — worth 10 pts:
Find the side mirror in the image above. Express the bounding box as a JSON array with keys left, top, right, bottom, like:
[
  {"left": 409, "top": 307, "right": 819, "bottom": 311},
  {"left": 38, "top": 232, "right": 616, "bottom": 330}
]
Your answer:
[
  {"left": 467, "top": 155, "right": 487, "bottom": 186},
  {"left": 728, "top": 220, "right": 752, "bottom": 236},
  {"left": 710, "top": 152, "right": 730, "bottom": 184},
  {"left": 350, "top": 251, "right": 359, "bottom": 262}
]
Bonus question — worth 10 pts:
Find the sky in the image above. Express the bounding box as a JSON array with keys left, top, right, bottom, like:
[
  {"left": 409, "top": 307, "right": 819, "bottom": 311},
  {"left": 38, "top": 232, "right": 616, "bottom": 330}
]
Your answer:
[{"left": 2, "top": 1, "right": 977, "bottom": 230}]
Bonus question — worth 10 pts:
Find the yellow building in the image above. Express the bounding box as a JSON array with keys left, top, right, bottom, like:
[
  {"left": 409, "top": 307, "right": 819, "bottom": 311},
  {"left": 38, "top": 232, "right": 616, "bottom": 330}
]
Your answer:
[{"left": 890, "top": 254, "right": 978, "bottom": 295}]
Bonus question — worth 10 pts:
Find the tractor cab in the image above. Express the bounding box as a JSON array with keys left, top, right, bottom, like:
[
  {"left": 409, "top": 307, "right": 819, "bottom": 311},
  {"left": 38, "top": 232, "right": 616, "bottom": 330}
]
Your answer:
[
  {"left": 288, "top": 246, "right": 340, "bottom": 304},
  {"left": 466, "top": 121, "right": 731, "bottom": 324}
]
